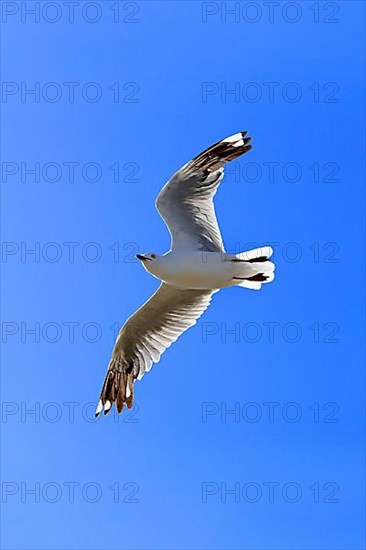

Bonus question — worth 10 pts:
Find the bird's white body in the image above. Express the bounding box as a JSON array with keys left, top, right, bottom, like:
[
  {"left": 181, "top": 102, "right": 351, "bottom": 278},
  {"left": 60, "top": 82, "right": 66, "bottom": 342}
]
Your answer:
[{"left": 141, "top": 251, "right": 273, "bottom": 290}]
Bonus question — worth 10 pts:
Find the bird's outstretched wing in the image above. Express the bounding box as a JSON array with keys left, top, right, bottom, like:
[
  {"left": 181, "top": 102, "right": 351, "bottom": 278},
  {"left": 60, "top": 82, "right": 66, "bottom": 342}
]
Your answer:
[
  {"left": 156, "top": 131, "right": 252, "bottom": 253},
  {"left": 96, "top": 283, "right": 215, "bottom": 416}
]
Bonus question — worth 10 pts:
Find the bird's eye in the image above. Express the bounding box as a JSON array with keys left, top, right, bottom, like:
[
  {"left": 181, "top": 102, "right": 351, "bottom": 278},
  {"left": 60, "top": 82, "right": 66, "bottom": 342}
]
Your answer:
[{"left": 151, "top": 254, "right": 156, "bottom": 259}]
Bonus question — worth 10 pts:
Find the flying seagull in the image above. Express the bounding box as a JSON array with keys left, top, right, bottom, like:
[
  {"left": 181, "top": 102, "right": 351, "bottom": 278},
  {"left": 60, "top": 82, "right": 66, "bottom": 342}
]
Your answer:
[{"left": 95, "top": 131, "right": 275, "bottom": 417}]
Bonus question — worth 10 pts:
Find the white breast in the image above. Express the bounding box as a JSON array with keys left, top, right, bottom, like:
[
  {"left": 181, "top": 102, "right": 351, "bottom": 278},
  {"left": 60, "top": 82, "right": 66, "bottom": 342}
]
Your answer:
[{"left": 145, "top": 252, "right": 234, "bottom": 290}]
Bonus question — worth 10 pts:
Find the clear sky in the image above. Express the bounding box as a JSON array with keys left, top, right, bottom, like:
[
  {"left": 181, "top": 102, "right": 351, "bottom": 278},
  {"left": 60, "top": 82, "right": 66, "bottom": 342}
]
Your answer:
[{"left": 1, "top": 1, "right": 365, "bottom": 549}]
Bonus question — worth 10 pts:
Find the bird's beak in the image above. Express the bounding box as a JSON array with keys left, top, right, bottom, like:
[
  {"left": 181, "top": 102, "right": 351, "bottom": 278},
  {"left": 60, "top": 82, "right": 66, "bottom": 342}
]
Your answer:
[{"left": 136, "top": 254, "right": 146, "bottom": 261}]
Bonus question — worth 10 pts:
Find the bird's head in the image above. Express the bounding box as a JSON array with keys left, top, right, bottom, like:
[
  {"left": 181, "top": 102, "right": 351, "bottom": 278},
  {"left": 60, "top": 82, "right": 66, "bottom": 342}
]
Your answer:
[
  {"left": 136, "top": 253, "right": 158, "bottom": 263},
  {"left": 136, "top": 253, "right": 162, "bottom": 276}
]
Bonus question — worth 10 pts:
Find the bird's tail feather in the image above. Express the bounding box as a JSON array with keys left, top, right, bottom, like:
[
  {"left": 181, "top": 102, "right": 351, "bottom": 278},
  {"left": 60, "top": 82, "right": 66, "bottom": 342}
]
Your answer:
[{"left": 233, "top": 246, "right": 275, "bottom": 290}]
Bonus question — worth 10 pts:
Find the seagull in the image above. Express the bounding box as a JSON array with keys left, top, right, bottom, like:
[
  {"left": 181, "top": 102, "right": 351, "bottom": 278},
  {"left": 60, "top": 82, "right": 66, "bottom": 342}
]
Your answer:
[{"left": 95, "top": 131, "right": 275, "bottom": 417}]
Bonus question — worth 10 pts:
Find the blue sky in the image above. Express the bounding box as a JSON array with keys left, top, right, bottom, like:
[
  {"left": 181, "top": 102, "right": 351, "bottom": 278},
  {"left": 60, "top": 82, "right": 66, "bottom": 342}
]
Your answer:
[{"left": 1, "top": 1, "right": 365, "bottom": 549}]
